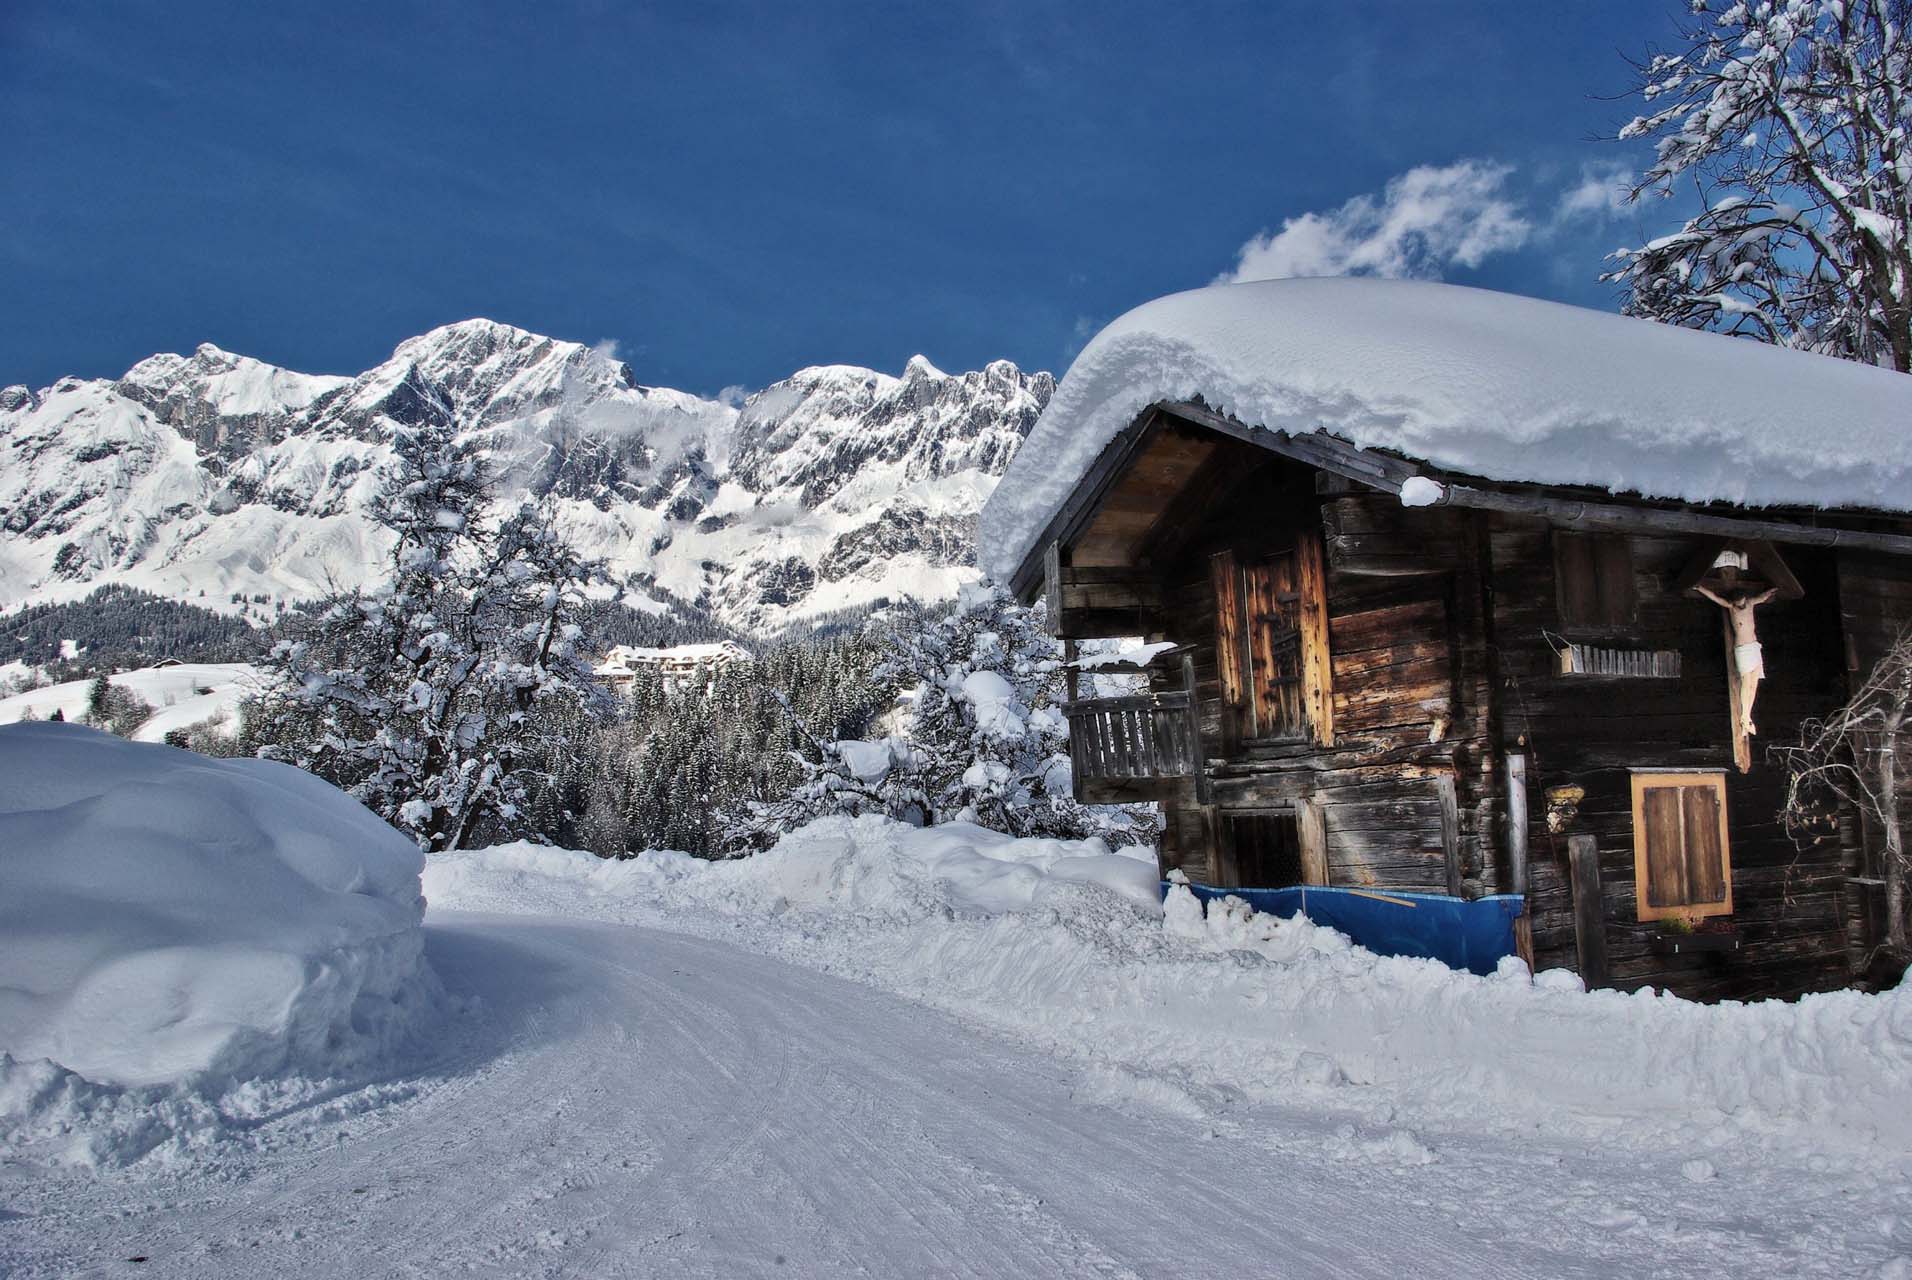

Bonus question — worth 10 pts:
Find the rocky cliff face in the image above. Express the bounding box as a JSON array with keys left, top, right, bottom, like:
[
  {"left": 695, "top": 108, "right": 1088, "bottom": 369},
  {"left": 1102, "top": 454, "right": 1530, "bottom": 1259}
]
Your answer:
[{"left": 0, "top": 321, "right": 1052, "bottom": 635}]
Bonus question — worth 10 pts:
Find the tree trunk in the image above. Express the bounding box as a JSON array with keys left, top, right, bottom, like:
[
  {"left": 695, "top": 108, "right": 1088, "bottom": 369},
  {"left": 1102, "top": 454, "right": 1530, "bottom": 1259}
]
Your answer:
[{"left": 1883, "top": 696, "right": 1907, "bottom": 951}]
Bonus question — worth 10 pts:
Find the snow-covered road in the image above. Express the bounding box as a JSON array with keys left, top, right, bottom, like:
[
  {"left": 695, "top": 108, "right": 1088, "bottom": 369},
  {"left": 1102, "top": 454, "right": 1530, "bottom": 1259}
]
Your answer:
[{"left": 6, "top": 909, "right": 1896, "bottom": 1279}]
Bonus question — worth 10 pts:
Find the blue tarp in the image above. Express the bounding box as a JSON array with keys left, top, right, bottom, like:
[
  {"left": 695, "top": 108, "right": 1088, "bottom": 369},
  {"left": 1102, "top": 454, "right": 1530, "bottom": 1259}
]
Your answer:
[{"left": 1167, "top": 882, "right": 1525, "bottom": 976}]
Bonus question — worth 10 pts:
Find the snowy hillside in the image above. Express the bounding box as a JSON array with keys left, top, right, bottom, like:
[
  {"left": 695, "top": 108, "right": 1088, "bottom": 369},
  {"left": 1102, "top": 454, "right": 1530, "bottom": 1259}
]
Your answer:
[
  {"left": 0, "top": 662, "right": 260, "bottom": 741},
  {"left": 0, "top": 323, "right": 1054, "bottom": 635}
]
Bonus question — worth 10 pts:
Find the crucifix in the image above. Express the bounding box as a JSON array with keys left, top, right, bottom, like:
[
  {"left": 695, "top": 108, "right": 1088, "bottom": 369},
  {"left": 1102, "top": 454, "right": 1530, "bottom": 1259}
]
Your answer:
[{"left": 1680, "top": 540, "right": 1803, "bottom": 772}]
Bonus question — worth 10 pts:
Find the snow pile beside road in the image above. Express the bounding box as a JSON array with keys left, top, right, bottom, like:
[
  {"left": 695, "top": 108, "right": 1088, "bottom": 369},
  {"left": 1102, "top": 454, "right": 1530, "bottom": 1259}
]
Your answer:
[
  {"left": 0, "top": 722, "right": 438, "bottom": 1166},
  {"left": 426, "top": 815, "right": 1162, "bottom": 922},
  {"left": 430, "top": 816, "right": 1912, "bottom": 1163}
]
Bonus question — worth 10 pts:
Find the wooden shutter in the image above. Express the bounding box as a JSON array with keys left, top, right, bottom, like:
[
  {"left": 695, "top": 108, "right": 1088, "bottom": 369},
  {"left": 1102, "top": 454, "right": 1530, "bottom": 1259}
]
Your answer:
[
  {"left": 1631, "top": 772, "right": 1733, "bottom": 921},
  {"left": 1555, "top": 532, "right": 1638, "bottom": 628}
]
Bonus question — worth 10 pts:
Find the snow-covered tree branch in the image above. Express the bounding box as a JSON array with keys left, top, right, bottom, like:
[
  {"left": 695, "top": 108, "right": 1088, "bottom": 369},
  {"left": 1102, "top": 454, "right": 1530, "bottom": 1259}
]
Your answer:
[
  {"left": 1605, "top": 0, "right": 1912, "bottom": 371},
  {"left": 252, "top": 420, "right": 610, "bottom": 850}
]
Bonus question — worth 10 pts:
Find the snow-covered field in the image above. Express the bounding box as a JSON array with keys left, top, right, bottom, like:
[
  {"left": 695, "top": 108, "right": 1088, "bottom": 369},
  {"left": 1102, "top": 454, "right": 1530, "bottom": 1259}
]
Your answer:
[
  {"left": 0, "top": 662, "right": 261, "bottom": 741},
  {"left": 5, "top": 778, "right": 1911, "bottom": 1276}
]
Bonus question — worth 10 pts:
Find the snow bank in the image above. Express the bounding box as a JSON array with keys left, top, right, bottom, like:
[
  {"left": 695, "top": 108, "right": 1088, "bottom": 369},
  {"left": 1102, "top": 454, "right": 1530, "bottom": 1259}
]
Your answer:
[
  {"left": 0, "top": 723, "right": 438, "bottom": 1164},
  {"left": 980, "top": 278, "right": 1912, "bottom": 584},
  {"left": 430, "top": 816, "right": 1912, "bottom": 1164}
]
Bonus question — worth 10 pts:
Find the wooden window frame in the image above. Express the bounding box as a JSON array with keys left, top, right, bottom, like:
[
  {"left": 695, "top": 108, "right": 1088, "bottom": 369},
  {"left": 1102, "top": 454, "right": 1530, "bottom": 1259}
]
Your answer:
[
  {"left": 1629, "top": 770, "right": 1733, "bottom": 922},
  {"left": 1554, "top": 531, "right": 1639, "bottom": 631}
]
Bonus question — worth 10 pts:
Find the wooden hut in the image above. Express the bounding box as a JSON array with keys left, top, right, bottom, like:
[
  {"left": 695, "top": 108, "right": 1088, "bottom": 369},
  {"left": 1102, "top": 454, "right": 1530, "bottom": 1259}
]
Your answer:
[{"left": 984, "top": 279, "right": 1912, "bottom": 1001}]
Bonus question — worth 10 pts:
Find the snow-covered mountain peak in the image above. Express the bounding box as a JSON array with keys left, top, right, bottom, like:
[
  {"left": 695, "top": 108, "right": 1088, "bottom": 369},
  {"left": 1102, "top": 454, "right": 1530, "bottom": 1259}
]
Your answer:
[{"left": 1, "top": 323, "right": 1054, "bottom": 634}]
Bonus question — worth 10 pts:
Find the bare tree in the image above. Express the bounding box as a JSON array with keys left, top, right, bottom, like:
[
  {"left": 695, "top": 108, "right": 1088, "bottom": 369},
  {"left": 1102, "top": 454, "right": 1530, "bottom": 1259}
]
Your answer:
[
  {"left": 1777, "top": 630, "right": 1912, "bottom": 952},
  {"left": 1606, "top": 0, "right": 1912, "bottom": 372}
]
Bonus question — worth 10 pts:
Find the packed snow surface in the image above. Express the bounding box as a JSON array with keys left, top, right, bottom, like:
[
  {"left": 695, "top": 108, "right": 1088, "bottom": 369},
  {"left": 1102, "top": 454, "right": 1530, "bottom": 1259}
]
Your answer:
[
  {"left": 0, "top": 662, "right": 260, "bottom": 741},
  {"left": 429, "top": 817, "right": 1912, "bottom": 1161},
  {"left": 981, "top": 277, "right": 1912, "bottom": 584},
  {"left": 0, "top": 723, "right": 434, "bottom": 1100},
  {"left": 8, "top": 815, "right": 1910, "bottom": 1275}
]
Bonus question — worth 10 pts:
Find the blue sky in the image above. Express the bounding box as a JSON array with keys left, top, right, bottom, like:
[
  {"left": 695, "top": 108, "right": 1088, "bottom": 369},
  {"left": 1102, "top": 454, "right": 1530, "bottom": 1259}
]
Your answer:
[{"left": 2, "top": 2, "right": 1682, "bottom": 396}]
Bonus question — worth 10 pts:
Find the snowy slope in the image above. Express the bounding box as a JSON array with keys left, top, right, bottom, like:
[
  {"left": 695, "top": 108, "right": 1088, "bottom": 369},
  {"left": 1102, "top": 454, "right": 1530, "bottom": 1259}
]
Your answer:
[
  {"left": 1, "top": 322, "right": 1053, "bottom": 635},
  {"left": 981, "top": 277, "right": 1912, "bottom": 585},
  {"left": 0, "top": 662, "right": 261, "bottom": 740}
]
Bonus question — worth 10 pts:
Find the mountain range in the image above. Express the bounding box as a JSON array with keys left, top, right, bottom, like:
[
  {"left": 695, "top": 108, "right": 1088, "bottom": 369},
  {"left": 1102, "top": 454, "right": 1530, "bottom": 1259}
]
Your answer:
[{"left": 0, "top": 320, "right": 1054, "bottom": 636}]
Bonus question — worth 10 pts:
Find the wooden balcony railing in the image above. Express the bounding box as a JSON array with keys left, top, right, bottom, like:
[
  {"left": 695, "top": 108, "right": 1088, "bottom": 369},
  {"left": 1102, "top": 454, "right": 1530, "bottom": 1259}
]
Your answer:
[{"left": 1063, "top": 649, "right": 1210, "bottom": 802}]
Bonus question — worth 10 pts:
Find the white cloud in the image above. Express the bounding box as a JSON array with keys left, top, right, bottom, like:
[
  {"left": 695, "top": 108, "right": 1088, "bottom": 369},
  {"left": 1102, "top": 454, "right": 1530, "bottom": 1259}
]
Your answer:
[
  {"left": 715, "top": 384, "right": 749, "bottom": 409},
  {"left": 589, "top": 338, "right": 622, "bottom": 363},
  {"left": 1222, "top": 160, "right": 1533, "bottom": 283},
  {"left": 1553, "top": 160, "right": 1634, "bottom": 226}
]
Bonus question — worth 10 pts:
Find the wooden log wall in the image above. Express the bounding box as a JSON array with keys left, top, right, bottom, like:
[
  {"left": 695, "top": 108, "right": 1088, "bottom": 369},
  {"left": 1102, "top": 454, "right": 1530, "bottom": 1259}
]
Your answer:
[
  {"left": 1495, "top": 514, "right": 1859, "bottom": 1001},
  {"left": 1145, "top": 477, "right": 1497, "bottom": 896}
]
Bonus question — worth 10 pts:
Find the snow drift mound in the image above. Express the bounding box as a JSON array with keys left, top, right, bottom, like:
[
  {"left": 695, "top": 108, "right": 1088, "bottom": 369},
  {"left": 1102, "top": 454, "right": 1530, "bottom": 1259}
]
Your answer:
[{"left": 0, "top": 723, "right": 435, "bottom": 1093}]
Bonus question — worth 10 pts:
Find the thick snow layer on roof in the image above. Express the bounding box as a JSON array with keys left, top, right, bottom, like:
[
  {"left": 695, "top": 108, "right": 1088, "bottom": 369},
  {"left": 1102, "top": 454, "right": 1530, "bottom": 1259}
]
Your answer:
[
  {"left": 0, "top": 724, "right": 435, "bottom": 1097},
  {"left": 981, "top": 278, "right": 1912, "bottom": 585}
]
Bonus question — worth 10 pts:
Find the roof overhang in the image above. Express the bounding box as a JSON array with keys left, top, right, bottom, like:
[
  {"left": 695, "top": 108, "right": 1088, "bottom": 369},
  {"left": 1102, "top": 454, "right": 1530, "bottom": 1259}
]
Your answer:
[{"left": 1005, "top": 399, "right": 1912, "bottom": 602}]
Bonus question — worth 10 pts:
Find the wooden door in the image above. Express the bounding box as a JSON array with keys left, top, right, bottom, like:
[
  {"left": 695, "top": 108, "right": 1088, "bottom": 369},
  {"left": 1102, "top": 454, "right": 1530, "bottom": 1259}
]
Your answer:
[
  {"left": 1211, "top": 534, "right": 1334, "bottom": 748},
  {"left": 1245, "top": 553, "right": 1307, "bottom": 740}
]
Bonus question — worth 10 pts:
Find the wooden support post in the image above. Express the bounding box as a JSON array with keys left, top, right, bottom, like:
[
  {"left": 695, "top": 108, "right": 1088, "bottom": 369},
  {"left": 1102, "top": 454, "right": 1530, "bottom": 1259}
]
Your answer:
[
  {"left": 1043, "top": 541, "right": 1064, "bottom": 636},
  {"left": 1062, "top": 638, "right": 1080, "bottom": 706},
  {"left": 1298, "top": 797, "right": 1329, "bottom": 886},
  {"left": 1504, "top": 752, "right": 1536, "bottom": 969},
  {"left": 1437, "top": 772, "right": 1463, "bottom": 898},
  {"left": 1568, "top": 834, "right": 1609, "bottom": 989},
  {"left": 1181, "top": 651, "right": 1211, "bottom": 804}
]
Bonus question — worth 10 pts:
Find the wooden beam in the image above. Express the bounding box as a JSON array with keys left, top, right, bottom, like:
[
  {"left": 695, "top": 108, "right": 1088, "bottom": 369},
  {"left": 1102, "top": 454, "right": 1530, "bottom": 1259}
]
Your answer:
[
  {"left": 1042, "top": 541, "right": 1064, "bottom": 635},
  {"left": 1209, "top": 549, "right": 1247, "bottom": 755},
  {"left": 1503, "top": 752, "right": 1530, "bottom": 896},
  {"left": 1568, "top": 834, "right": 1609, "bottom": 989},
  {"left": 1437, "top": 772, "right": 1463, "bottom": 897},
  {"left": 1158, "top": 399, "right": 1912, "bottom": 557},
  {"left": 1298, "top": 796, "right": 1328, "bottom": 885},
  {"left": 1722, "top": 612, "right": 1753, "bottom": 773},
  {"left": 1432, "top": 480, "right": 1912, "bottom": 557},
  {"left": 1505, "top": 752, "right": 1536, "bottom": 971},
  {"left": 1182, "top": 651, "right": 1211, "bottom": 805},
  {"left": 1296, "top": 527, "right": 1335, "bottom": 747}
]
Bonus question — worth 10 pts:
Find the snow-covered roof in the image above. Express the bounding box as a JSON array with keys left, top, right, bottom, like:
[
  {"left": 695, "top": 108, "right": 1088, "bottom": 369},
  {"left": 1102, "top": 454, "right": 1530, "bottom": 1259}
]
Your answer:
[{"left": 980, "top": 278, "right": 1912, "bottom": 586}]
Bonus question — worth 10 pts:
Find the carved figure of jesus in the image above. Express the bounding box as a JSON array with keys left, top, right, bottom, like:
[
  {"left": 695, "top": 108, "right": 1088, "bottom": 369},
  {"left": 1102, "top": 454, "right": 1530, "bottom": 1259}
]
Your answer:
[{"left": 1694, "top": 583, "right": 1779, "bottom": 737}]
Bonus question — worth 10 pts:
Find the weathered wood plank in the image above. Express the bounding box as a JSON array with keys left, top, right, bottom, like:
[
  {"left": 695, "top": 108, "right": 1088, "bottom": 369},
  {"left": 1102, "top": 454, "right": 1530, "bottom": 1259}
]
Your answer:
[
  {"left": 1298, "top": 797, "right": 1328, "bottom": 885},
  {"left": 1438, "top": 773, "right": 1463, "bottom": 897},
  {"left": 1569, "top": 834, "right": 1609, "bottom": 989},
  {"left": 1297, "top": 527, "right": 1335, "bottom": 746}
]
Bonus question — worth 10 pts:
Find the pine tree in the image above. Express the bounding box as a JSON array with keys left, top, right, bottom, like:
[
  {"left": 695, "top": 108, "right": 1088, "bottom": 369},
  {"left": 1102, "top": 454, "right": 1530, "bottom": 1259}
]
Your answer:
[{"left": 251, "top": 420, "right": 609, "bottom": 850}]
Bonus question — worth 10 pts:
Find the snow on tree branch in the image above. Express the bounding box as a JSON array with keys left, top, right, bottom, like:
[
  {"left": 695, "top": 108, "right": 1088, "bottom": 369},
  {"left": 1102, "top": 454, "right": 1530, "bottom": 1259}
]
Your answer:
[{"left": 1605, "top": 0, "right": 1912, "bottom": 371}]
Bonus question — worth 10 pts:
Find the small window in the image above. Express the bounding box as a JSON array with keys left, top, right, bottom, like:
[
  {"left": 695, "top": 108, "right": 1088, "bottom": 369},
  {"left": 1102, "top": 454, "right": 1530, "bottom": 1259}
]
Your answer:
[
  {"left": 1630, "top": 771, "right": 1732, "bottom": 922},
  {"left": 1555, "top": 532, "right": 1637, "bottom": 629}
]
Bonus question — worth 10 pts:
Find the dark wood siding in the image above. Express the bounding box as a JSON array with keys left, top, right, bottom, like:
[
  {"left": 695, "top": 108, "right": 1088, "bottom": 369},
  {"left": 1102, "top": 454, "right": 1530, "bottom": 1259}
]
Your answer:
[{"left": 1498, "top": 515, "right": 1858, "bottom": 1001}]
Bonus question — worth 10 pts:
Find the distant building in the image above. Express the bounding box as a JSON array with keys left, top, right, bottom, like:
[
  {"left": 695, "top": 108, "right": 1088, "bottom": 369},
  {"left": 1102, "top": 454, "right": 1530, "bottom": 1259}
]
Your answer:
[{"left": 594, "top": 641, "right": 752, "bottom": 692}]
